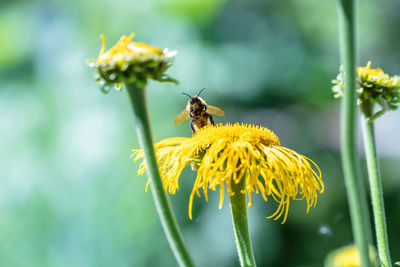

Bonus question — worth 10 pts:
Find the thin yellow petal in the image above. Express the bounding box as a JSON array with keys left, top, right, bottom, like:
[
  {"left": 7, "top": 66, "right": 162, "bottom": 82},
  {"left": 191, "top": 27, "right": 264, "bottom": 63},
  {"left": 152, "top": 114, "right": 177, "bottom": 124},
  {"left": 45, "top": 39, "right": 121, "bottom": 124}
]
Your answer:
[{"left": 98, "top": 34, "right": 106, "bottom": 58}]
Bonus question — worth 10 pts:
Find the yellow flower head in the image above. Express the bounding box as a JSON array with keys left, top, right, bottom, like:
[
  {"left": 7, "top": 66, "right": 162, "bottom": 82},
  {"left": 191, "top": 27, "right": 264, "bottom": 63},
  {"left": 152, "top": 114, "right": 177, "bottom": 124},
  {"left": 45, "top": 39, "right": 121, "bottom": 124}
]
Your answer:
[
  {"left": 88, "top": 33, "right": 177, "bottom": 92},
  {"left": 132, "top": 123, "right": 324, "bottom": 223}
]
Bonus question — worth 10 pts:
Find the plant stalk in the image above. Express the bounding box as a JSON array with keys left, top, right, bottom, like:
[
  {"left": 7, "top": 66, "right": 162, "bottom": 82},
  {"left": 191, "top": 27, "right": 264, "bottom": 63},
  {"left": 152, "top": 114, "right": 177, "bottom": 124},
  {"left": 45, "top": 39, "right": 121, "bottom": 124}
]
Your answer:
[
  {"left": 125, "top": 82, "right": 195, "bottom": 267},
  {"left": 229, "top": 179, "right": 257, "bottom": 267},
  {"left": 338, "top": 0, "right": 373, "bottom": 266},
  {"left": 362, "top": 117, "right": 392, "bottom": 267}
]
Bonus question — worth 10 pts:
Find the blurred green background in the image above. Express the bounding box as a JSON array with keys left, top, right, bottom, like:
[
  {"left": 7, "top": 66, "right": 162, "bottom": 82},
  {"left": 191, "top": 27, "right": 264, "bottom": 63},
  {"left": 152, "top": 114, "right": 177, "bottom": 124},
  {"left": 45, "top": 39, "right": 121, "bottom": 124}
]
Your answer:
[{"left": 1, "top": 0, "right": 399, "bottom": 266}]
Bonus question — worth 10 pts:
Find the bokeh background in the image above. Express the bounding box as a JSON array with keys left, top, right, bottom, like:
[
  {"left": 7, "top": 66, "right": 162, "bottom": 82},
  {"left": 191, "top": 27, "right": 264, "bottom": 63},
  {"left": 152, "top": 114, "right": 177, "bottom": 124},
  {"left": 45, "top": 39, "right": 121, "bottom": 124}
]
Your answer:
[{"left": 1, "top": 0, "right": 399, "bottom": 266}]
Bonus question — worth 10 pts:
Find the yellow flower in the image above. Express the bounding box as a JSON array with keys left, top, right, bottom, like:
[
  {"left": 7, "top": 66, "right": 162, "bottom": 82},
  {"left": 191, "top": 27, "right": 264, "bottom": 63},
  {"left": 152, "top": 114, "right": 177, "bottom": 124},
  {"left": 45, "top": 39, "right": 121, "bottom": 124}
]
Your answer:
[
  {"left": 132, "top": 123, "right": 324, "bottom": 223},
  {"left": 88, "top": 33, "right": 177, "bottom": 91},
  {"left": 325, "top": 245, "right": 376, "bottom": 267}
]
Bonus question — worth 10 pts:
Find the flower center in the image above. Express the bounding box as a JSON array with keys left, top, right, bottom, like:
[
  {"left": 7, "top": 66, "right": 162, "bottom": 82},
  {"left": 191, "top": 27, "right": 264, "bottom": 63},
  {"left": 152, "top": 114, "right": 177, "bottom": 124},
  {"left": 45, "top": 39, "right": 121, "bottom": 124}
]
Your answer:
[{"left": 192, "top": 123, "right": 280, "bottom": 147}]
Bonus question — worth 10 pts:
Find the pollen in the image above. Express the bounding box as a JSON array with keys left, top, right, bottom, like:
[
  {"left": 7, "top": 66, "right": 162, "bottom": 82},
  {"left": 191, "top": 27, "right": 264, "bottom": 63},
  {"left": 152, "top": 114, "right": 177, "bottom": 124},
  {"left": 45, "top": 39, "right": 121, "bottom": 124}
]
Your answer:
[{"left": 132, "top": 123, "right": 324, "bottom": 223}]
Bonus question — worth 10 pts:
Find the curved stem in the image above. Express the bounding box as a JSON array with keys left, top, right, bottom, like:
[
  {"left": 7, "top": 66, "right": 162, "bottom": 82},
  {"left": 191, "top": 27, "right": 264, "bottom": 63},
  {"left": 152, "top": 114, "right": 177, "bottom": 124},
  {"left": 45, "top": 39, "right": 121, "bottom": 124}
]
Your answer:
[
  {"left": 229, "top": 179, "right": 257, "bottom": 267},
  {"left": 362, "top": 118, "right": 392, "bottom": 267},
  {"left": 125, "top": 82, "right": 195, "bottom": 267},
  {"left": 338, "top": 0, "right": 373, "bottom": 266}
]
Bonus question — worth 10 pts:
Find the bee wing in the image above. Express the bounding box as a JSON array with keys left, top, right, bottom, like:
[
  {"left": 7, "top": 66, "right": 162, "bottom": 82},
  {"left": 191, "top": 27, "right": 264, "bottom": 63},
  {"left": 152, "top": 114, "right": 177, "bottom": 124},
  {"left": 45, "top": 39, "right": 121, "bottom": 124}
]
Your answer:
[
  {"left": 207, "top": 105, "right": 225, "bottom": 116},
  {"left": 174, "top": 109, "right": 190, "bottom": 125}
]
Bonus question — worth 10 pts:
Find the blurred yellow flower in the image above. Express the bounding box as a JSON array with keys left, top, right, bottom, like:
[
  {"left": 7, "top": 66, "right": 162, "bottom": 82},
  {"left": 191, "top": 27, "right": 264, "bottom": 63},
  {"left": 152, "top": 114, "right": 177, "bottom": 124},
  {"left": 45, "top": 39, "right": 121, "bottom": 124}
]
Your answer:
[
  {"left": 132, "top": 123, "right": 324, "bottom": 223},
  {"left": 333, "top": 246, "right": 361, "bottom": 267},
  {"left": 88, "top": 33, "right": 177, "bottom": 91},
  {"left": 325, "top": 245, "right": 376, "bottom": 267}
]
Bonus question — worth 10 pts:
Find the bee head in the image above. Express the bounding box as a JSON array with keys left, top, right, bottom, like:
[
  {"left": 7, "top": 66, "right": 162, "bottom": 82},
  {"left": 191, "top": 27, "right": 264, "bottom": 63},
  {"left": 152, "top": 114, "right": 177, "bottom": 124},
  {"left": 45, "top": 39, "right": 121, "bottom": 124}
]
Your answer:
[
  {"left": 190, "top": 97, "right": 206, "bottom": 111},
  {"left": 183, "top": 88, "right": 207, "bottom": 113}
]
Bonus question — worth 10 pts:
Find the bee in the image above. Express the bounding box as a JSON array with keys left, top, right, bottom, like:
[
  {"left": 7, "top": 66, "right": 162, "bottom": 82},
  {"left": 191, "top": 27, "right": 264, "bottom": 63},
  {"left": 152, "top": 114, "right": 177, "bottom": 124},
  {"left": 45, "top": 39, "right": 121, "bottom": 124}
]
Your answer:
[{"left": 174, "top": 88, "right": 225, "bottom": 134}]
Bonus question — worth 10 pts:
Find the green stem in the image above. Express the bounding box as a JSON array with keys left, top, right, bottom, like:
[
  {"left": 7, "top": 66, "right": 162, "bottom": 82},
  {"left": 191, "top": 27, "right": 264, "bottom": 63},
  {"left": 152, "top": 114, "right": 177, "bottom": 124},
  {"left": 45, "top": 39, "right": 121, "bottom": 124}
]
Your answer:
[
  {"left": 338, "top": 0, "right": 373, "bottom": 266},
  {"left": 229, "top": 179, "right": 257, "bottom": 267},
  {"left": 125, "top": 82, "right": 195, "bottom": 267},
  {"left": 362, "top": 117, "right": 392, "bottom": 267}
]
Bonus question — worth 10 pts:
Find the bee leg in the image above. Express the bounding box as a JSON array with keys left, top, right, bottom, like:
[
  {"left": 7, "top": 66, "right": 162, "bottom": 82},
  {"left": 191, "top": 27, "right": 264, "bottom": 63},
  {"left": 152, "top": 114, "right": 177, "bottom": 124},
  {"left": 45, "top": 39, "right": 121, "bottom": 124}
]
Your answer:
[
  {"left": 191, "top": 119, "right": 196, "bottom": 134},
  {"left": 209, "top": 115, "right": 215, "bottom": 126}
]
